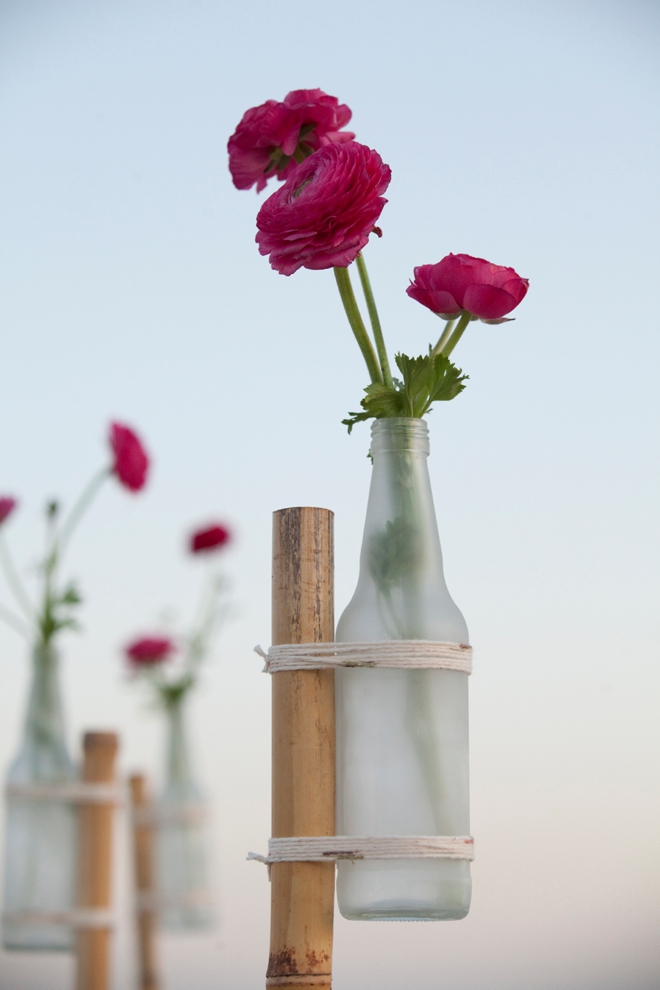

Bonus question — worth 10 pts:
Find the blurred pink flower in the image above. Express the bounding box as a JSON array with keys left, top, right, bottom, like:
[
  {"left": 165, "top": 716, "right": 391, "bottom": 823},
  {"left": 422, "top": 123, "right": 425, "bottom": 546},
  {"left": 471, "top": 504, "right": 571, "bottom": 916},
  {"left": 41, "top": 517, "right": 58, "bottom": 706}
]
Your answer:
[
  {"left": 125, "top": 635, "right": 175, "bottom": 666},
  {"left": 190, "top": 523, "right": 232, "bottom": 554},
  {"left": 0, "top": 497, "right": 17, "bottom": 526},
  {"left": 407, "top": 254, "right": 529, "bottom": 323},
  {"left": 228, "top": 88, "right": 354, "bottom": 192},
  {"left": 256, "top": 142, "right": 391, "bottom": 276},
  {"left": 109, "top": 422, "right": 149, "bottom": 492}
]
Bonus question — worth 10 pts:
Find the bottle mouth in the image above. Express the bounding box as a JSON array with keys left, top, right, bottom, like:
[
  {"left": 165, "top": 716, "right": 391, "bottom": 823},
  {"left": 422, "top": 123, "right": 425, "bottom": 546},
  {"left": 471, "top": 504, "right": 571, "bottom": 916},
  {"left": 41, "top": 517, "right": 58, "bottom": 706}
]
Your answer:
[{"left": 370, "top": 417, "right": 430, "bottom": 455}]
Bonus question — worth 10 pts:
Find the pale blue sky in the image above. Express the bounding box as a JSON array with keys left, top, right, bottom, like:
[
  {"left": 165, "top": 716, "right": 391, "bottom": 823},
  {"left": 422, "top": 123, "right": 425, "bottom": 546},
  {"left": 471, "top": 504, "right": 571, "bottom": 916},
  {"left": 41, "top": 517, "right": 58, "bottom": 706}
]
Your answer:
[{"left": 0, "top": 1, "right": 658, "bottom": 988}]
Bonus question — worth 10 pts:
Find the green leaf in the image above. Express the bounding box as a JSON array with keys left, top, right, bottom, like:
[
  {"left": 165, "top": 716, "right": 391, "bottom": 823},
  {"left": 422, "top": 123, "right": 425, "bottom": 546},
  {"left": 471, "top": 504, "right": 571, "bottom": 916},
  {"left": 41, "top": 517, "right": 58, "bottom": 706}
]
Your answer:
[
  {"left": 343, "top": 351, "right": 468, "bottom": 431},
  {"left": 394, "top": 353, "right": 432, "bottom": 415},
  {"left": 424, "top": 352, "right": 469, "bottom": 409},
  {"left": 342, "top": 409, "right": 374, "bottom": 434},
  {"left": 368, "top": 515, "right": 421, "bottom": 595},
  {"left": 59, "top": 583, "right": 82, "bottom": 606},
  {"left": 158, "top": 676, "right": 195, "bottom": 709}
]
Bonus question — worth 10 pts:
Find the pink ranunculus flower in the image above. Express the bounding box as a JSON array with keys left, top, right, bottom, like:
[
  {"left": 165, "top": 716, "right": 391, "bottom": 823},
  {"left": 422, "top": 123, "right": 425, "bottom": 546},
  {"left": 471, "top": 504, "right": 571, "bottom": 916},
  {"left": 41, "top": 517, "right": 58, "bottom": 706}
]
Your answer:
[
  {"left": 228, "top": 88, "right": 355, "bottom": 193},
  {"left": 407, "top": 253, "right": 529, "bottom": 323},
  {"left": 125, "top": 635, "right": 175, "bottom": 666},
  {"left": 109, "top": 422, "right": 149, "bottom": 492},
  {"left": 256, "top": 142, "right": 391, "bottom": 276},
  {"left": 0, "top": 497, "right": 17, "bottom": 526},
  {"left": 190, "top": 523, "right": 232, "bottom": 554}
]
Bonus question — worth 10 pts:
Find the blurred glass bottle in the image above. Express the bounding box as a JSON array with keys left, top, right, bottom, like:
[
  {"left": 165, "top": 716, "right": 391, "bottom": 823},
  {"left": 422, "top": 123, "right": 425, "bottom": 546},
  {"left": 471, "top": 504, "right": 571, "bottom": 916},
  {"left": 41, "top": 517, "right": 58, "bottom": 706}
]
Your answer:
[
  {"left": 3, "top": 644, "right": 77, "bottom": 950},
  {"left": 156, "top": 695, "right": 213, "bottom": 931}
]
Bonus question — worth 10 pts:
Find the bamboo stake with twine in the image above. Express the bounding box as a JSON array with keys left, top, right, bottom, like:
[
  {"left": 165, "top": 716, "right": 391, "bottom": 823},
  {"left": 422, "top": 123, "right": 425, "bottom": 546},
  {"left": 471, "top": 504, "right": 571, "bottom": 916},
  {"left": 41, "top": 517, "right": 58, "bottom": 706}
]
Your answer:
[
  {"left": 130, "top": 773, "right": 160, "bottom": 990},
  {"left": 267, "top": 507, "right": 335, "bottom": 990},
  {"left": 75, "top": 732, "right": 118, "bottom": 990}
]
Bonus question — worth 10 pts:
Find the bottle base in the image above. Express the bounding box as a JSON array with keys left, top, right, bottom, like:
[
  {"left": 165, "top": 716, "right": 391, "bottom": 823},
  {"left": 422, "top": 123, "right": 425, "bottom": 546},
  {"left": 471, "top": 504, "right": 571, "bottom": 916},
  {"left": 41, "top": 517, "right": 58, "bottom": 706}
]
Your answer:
[
  {"left": 338, "top": 904, "right": 470, "bottom": 922},
  {"left": 3, "top": 924, "right": 74, "bottom": 952},
  {"left": 336, "top": 858, "right": 471, "bottom": 922}
]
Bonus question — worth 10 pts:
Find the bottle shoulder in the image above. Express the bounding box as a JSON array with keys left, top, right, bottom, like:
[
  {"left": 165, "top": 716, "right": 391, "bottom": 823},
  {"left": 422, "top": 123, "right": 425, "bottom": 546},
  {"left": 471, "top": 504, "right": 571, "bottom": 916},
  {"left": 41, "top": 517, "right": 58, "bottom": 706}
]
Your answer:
[{"left": 337, "top": 582, "right": 469, "bottom": 644}]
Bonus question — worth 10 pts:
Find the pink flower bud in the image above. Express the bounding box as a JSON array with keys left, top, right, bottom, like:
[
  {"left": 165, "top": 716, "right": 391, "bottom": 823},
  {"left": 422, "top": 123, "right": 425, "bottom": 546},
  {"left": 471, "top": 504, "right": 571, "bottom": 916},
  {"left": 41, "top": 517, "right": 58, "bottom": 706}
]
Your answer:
[
  {"left": 109, "top": 422, "right": 150, "bottom": 493},
  {"left": 228, "top": 89, "right": 355, "bottom": 192},
  {"left": 0, "top": 497, "right": 17, "bottom": 526},
  {"left": 125, "top": 636, "right": 175, "bottom": 666},
  {"left": 407, "top": 254, "right": 529, "bottom": 322},
  {"left": 256, "top": 142, "right": 391, "bottom": 276},
  {"left": 189, "top": 523, "right": 232, "bottom": 554}
]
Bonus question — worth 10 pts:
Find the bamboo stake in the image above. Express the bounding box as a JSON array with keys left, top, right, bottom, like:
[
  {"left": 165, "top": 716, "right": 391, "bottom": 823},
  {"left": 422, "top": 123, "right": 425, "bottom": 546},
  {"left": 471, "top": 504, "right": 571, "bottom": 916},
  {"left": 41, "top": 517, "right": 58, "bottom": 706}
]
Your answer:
[
  {"left": 75, "top": 732, "right": 119, "bottom": 990},
  {"left": 129, "top": 774, "right": 160, "bottom": 990},
  {"left": 268, "top": 507, "right": 335, "bottom": 990}
]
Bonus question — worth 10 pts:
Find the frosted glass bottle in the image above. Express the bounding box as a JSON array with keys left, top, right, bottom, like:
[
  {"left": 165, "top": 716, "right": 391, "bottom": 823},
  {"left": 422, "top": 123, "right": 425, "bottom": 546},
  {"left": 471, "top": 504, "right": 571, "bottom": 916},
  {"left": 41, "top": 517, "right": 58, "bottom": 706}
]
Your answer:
[
  {"left": 335, "top": 418, "right": 471, "bottom": 921},
  {"left": 156, "top": 697, "right": 212, "bottom": 930},
  {"left": 2, "top": 644, "right": 77, "bottom": 950}
]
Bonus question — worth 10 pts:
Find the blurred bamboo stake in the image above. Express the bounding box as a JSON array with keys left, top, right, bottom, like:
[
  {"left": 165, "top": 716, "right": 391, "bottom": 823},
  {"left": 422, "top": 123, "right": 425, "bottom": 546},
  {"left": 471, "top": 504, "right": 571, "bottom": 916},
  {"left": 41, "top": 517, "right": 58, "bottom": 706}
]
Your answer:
[
  {"left": 130, "top": 773, "right": 160, "bottom": 990},
  {"left": 75, "top": 732, "right": 118, "bottom": 990},
  {"left": 268, "top": 507, "right": 335, "bottom": 990}
]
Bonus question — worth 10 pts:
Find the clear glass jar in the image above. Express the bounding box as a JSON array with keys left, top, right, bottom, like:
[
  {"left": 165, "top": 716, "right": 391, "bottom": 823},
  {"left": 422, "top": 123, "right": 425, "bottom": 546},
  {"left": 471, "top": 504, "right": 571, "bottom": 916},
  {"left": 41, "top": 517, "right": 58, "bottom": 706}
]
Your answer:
[
  {"left": 156, "top": 696, "right": 212, "bottom": 931},
  {"left": 335, "top": 418, "right": 471, "bottom": 921},
  {"left": 2, "top": 644, "right": 77, "bottom": 950}
]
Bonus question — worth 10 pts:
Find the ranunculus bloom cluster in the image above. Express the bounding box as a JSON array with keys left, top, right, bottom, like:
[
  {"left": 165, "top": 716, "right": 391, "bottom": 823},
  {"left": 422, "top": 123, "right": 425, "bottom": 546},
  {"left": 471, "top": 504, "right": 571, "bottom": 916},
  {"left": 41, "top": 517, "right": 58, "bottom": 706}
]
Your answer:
[
  {"left": 407, "top": 254, "right": 529, "bottom": 323},
  {"left": 109, "top": 422, "right": 150, "bottom": 492},
  {"left": 126, "top": 635, "right": 175, "bottom": 666},
  {"left": 228, "top": 89, "right": 354, "bottom": 193},
  {"left": 190, "top": 523, "right": 232, "bottom": 554},
  {"left": 256, "top": 142, "right": 391, "bottom": 276},
  {"left": 0, "top": 497, "right": 17, "bottom": 526}
]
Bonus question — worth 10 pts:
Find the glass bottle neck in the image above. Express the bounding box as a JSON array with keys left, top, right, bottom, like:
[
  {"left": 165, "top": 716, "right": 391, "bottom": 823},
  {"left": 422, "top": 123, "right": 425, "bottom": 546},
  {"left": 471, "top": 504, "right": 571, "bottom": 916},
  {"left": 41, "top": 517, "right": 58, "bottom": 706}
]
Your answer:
[
  {"left": 369, "top": 417, "right": 431, "bottom": 458},
  {"left": 7, "top": 643, "right": 75, "bottom": 783},
  {"left": 337, "top": 418, "right": 468, "bottom": 644},
  {"left": 24, "top": 644, "right": 67, "bottom": 747},
  {"left": 164, "top": 697, "right": 199, "bottom": 798},
  {"left": 363, "top": 418, "right": 443, "bottom": 595}
]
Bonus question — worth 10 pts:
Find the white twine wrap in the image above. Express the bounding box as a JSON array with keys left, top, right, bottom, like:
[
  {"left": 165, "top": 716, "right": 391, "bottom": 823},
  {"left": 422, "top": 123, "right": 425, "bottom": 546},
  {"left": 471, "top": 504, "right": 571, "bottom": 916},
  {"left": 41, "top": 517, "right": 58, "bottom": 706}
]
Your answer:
[
  {"left": 252, "top": 643, "right": 474, "bottom": 871},
  {"left": 255, "top": 640, "right": 472, "bottom": 674},
  {"left": 2, "top": 908, "right": 116, "bottom": 929},
  {"left": 132, "top": 804, "right": 208, "bottom": 827},
  {"left": 247, "top": 835, "right": 474, "bottom": 866},
  {"left": 5, "top": 782, "right": 123, "bottom": 805}
]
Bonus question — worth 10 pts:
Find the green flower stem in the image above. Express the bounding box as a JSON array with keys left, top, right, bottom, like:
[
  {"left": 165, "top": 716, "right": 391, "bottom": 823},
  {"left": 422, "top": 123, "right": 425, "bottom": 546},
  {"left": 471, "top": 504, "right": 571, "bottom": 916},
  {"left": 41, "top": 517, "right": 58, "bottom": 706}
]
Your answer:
[
  {"left": 333, "top": 267, "right": 383, "bottom": 384},
  {"left": 0, "top": 531, "right": 34, "bottom": 620},
  {"left": 355, "top": 253, "right": 393, "bottom": 388},
  {"left": 431, "top": 319, "right": 456, "bottom": 356},
  {"left": 441, "top": 311, "right": 472, "bottom": 358},
  {"left": 57, "top": 467, "right": 109, "bottom": 556}
]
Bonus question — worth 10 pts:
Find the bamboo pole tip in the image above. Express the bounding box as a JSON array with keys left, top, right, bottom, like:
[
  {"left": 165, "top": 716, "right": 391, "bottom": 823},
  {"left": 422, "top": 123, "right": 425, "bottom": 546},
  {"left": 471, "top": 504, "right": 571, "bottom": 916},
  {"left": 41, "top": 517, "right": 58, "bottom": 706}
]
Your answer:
[
  {"left": 273, "top": 506, "right": 334, "bottom": 518},
  {"left": 83, "top": 731, "right": 119, "bottom": 753},
  {"left": 273, "top": 508, "right": 334, "bottom": 540}
]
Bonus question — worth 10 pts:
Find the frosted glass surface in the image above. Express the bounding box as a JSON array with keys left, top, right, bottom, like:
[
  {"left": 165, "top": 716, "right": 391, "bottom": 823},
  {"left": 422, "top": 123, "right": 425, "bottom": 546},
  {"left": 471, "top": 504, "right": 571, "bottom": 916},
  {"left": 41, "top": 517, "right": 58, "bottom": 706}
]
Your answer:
[{"left": 336, "top": 419, "right": 471, "bottom": 920}]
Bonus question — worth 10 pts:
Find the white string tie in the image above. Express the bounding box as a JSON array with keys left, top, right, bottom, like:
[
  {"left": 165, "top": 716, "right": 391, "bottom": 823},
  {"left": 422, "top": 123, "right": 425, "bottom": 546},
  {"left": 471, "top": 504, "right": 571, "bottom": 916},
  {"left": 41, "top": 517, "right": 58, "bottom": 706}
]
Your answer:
[
  {"left": 255, "top": 641, "right": 472, "bottom": 674},
  {"left": 247, "top": 835, "right": 474, "bottom": 866},
  {"left": 5, "top": 782, "right": 123, "bottom": 806},
  {"left": 2, "top": 908, "right": 116, "bottom": 929}
]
